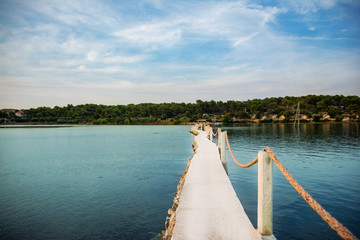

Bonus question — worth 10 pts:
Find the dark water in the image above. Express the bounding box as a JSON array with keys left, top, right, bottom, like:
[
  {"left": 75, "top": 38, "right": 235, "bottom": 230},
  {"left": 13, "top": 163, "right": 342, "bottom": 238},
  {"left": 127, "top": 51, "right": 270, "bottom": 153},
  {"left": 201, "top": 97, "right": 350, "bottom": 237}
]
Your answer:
[
  {"left": 0, "top": 124, "right": 359, "bottom": 240},
  {"left": 223, "top": 123, "right": 360, "bottom": 240}
]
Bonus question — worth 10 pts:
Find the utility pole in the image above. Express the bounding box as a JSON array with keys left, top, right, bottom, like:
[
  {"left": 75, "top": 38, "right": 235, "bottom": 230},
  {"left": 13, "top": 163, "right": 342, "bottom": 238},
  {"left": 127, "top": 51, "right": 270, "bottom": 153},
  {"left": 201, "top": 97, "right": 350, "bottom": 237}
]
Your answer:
[{"left": 294, "top": 101, "right": 300, "bottom": 127}]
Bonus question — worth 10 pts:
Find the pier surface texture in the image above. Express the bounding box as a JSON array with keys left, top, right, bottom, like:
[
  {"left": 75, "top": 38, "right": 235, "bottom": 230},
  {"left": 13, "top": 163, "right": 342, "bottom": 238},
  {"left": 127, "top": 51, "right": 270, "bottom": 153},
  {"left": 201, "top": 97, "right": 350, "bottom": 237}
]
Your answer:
[{"left": 172, "top": 130, "right": 263, "bottom": 240}]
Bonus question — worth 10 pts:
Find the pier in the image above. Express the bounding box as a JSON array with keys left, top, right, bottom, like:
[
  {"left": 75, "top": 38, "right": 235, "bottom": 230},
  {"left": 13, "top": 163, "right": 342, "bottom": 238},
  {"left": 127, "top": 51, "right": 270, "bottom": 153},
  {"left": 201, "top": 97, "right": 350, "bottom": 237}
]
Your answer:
[{"left": 162, "top": 123, "right": 358, "bottom": 240}]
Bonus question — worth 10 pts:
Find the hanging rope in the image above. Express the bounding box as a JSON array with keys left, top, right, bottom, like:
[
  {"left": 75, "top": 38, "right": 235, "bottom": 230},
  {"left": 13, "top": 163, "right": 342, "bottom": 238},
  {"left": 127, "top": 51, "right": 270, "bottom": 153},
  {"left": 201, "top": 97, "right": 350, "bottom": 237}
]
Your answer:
[
  {"left": 263, "top": 147, "right": 358, "bottom": 240},
  {"left": 212, "top": 128, "right": 219, "bottom": 136},
  {"left": 224, "top": 131, "right": 258, "bottom": 168},
  {"left": 222, "top": 129, "right": 358, "bottom": 240}
]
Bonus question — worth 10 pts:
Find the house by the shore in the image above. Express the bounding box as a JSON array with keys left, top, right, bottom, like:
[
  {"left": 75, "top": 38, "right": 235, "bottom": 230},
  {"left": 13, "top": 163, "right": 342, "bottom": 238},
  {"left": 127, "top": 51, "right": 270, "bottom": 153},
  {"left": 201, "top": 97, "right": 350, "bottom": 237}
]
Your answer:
[
  {"left": 1, "top": 109, "right": 24, "bottom": 117},
  {"left": 278, "top": 115, "right": 286, "bottom": 121}
]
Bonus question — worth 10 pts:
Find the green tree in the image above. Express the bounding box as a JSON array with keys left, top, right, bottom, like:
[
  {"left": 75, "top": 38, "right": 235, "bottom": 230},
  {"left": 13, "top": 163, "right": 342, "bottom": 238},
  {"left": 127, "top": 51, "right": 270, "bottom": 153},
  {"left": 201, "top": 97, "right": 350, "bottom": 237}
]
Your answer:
[
  {"left": 313, "top": 115, "right": 321, "bottom": 122},
  {"left": 222, "top": 113, "right": 231, "bottom": 123},
  {"left": 317, "top": 100, "right": 328, "bottom": 112},
  {"left": 328, "top": 106, "right": 341, "bottom": 118},
  {"left": 0, "top": 111, "right": 8, "bottom": 118},
  {"left": 283, "top": 110, "right": 293, "bottom": 120}
]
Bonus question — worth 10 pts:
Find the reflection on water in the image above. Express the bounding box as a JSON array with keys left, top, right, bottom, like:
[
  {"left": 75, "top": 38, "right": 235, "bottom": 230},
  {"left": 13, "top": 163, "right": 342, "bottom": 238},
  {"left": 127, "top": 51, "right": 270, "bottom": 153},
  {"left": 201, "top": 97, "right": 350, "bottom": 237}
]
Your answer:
[
  {"left": 221, "top": 123, "right": 360, "bottom": 240},
  {"left": 227, "top": 122, "right": 359, "bottom": 138}
]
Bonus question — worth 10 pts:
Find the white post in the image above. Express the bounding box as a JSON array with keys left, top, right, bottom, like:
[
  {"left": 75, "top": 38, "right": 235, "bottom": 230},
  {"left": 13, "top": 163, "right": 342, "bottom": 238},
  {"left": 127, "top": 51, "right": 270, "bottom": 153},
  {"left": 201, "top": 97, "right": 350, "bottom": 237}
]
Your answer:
[
  {"left": 217, "top": 128, "right": 221, "bottom": 151},
  {"left": 257, "top": 151, "right": 273, "bottom": 236},
  {"left": 209, "top": 127, "right": 213, "bottom": 142},
  {"left": 220, "top": 131, "right": 226, "bottom": 164}
]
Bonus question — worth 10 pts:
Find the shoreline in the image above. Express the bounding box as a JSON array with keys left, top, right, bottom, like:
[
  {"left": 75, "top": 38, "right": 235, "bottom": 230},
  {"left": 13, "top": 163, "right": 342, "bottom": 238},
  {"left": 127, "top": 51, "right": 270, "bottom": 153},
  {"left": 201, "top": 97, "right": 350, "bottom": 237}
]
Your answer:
[{"left": 1, "top": 120, "right": 359, "bottom": 128}]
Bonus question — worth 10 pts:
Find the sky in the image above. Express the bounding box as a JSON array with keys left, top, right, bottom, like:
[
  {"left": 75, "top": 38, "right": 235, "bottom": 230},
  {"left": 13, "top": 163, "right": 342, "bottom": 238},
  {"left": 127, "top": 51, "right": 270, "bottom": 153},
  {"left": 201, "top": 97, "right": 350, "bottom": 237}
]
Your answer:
[{"left": 0, "top": 0, "right": 359, "bottom": 109}]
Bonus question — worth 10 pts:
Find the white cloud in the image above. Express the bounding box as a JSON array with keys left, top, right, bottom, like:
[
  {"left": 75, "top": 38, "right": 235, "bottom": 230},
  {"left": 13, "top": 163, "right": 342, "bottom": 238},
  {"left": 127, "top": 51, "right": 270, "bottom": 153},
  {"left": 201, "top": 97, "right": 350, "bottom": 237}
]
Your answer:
[
  {"left": 75, "top": 65, "right": 139, "bottom": 76},
  {"left": 71, "top": 80, "right": 137, "bottom": 90},
  {"left": 278, "top": 0, "right": 359, "bottom": 13},
  {"left": 111, "top": 1, "right": 285, "bottom": 50},
  {"left": 103, "top": 54, "right": 148, "bottom": 64},
  {"left": 113, "top": 20, "right": 184, "bottom": 49},
  {"left": 61, "top": 36, "right": 88, "bottom": 54},
  {"left": 21, "top": 0, "right": 117, "bottom": 27},
  {"left": 87, "top": 50, "right": 97, "bottom": 62},
  {"left": 84, "top": 50, "right": 147, "bottom": 64},
  {"left": 219, "top": 64, "right": 248, "bottom": 72},
  {"left": 285, "top": 36, "right": 346, "bottom": 40},
  {"left": 233, "top": 32, "right": 260, "bottom": 46},
  {"left": 184, "top": 3, "right": 285, "bottom": 44},
  {"left": 78, "top": 65, "right": 86, "bottom": 71}
]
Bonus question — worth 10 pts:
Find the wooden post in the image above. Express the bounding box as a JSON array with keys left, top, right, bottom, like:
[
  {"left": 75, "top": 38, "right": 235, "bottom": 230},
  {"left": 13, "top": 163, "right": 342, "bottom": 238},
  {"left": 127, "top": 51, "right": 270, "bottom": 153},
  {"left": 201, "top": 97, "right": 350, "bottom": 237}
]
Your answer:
[
  {"left": 258, "top": 151, "right": 273, "bottom": 236},
  {"left": 209, "top": 127, "right": 213, "bottom": 142},
  {"left": 220, "top": 131, "right": 226, "bottom": 164}
]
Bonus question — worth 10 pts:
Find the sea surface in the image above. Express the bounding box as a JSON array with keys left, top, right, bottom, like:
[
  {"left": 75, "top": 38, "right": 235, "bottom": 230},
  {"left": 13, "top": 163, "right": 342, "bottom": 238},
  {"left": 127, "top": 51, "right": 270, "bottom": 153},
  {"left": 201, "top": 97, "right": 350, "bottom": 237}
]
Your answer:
[
  {"left": 224, "top": 123, "right": 360, "bottom": 240},
  {"left": 0, "top": 124, "right": 359, "bottom": 240}
]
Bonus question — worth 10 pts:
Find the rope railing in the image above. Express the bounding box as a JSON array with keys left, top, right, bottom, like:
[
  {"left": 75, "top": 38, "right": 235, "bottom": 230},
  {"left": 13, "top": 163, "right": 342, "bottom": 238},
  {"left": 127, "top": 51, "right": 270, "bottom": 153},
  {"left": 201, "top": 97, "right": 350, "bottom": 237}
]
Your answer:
[
  {"left": 220, "top": 128, "right": 358, "bottom": 240},
  {"left": 224, "top": 131, "right": 258, "bottom": 168},
  {"left": 263, "top": 147, "right": 358, "bottom": 240},
  {"left": 212, "top": 128, "right": 219, "bottom": 136}
]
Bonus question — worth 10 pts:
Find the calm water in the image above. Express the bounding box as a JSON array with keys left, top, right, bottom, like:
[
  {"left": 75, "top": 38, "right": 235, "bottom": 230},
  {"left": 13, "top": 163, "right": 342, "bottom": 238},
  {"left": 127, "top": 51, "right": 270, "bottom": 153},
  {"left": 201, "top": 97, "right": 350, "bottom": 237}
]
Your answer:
[
  {"left": 0, "top": 125, "right": 194, "bottom": 240},
  {"left": 0, "top": 124, "right": 359, "bottom": 240},
  {"left": 223, "top": 123, "right": 360, "bottom": 240}
]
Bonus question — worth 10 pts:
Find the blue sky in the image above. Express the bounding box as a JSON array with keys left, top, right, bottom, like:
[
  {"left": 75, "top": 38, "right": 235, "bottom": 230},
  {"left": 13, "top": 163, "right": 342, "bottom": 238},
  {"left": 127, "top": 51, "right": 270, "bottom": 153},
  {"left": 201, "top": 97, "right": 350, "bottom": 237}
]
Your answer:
[{"left": 0, "top": 0, "right": 359, "bottom": 108}]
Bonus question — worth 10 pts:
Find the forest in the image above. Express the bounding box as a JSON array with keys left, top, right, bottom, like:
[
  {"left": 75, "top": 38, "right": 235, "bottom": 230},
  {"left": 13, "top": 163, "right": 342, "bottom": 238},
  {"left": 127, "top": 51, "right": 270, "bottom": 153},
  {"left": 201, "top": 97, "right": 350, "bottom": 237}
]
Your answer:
[{"left": 1, "top": 95, "right": 359, "bottom": 124}]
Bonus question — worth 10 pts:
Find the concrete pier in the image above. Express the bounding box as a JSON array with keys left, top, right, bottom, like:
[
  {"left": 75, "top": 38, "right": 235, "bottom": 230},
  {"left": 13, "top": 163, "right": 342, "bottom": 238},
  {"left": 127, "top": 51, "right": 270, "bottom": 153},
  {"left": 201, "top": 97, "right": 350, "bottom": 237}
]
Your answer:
[{"left": 172, "top": 130, "right": 262, "bottom": 240}]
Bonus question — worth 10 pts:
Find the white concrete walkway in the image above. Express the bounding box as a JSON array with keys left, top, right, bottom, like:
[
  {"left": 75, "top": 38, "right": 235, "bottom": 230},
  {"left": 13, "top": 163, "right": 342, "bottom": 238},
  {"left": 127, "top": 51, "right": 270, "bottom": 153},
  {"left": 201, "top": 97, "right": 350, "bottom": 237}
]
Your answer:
[{"left": 173, "top": 131, "right": 263, "bottom": 240}]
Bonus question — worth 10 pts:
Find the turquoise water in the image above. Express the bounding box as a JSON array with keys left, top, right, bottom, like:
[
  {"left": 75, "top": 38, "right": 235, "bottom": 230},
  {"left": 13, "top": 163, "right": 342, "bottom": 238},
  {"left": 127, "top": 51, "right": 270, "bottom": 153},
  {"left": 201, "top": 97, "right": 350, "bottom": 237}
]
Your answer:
[
  {"left": 0, "top": 124, "right": 359, "bottom": 240},
  {"left": 0, "top": 126, "right": 193, "bottom": 240}
]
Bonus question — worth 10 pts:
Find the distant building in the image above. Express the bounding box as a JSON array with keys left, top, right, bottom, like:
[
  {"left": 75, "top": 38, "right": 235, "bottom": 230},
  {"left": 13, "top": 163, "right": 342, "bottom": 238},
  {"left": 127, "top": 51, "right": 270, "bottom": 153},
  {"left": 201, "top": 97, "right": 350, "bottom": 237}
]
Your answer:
[
  {"left": 1, "top": 109, "right": 24, "bottom": 118},
  {"left": 322, "top": 113, "right": 331, "bottom": 120},
  {"left": 270, "top": 114, "right": 278, "bottom": 120},
  {"left": 15, "top": 110, "right": 24, "bottom": 117},
  {"left": 197, "top": 119, "right": 207, "bottom": 123},
  {"left": 300, "top": 115, "right": 309, "bottom": 120},
  {"left": 211, "top": 117, "right": 222, "bottom": 123},
  {"left": 278, "top": 115, "right": 286, "bottom": 121},
  {"left": 1, "top": 109, "right": 17, "bottom": 114}
]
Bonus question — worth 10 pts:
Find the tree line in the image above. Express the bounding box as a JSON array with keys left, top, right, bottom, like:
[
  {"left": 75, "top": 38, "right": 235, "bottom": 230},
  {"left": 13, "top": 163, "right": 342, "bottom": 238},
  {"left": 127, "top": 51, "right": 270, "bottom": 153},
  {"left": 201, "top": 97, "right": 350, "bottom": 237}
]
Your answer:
[{"left": 3, "top": 95, "right": 360, "bottom": 124}]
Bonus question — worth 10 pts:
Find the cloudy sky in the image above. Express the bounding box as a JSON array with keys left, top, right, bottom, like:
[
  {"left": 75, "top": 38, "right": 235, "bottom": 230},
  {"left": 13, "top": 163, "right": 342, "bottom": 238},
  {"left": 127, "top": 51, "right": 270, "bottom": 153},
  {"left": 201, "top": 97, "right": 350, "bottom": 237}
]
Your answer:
[{"left": 0, "top": 0, "right": 359, "bottom": 108}]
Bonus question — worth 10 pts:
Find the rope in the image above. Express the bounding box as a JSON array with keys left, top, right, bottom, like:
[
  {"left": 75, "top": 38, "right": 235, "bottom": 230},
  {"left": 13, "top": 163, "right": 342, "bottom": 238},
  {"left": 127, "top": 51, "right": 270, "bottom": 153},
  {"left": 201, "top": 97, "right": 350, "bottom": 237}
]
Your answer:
[
  {"left": 224, "top": 131, "right": 258, "bottom": 168},
  {"left": 223, "top": 129, "right": 358, "bottom": 240},
  {"left": 263, "top": 147, "right": 358, "bottom": 240},
  {"left": 212, "top": 128, "right": 219, "bottom": 136}
]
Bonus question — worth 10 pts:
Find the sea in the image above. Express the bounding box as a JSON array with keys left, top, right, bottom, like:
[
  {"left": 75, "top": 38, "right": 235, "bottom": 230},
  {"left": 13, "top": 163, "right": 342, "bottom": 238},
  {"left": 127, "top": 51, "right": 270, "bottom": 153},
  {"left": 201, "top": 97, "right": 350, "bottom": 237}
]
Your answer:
[{"left": 0, "top": 124, "right": 359, "bottom": 240}]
